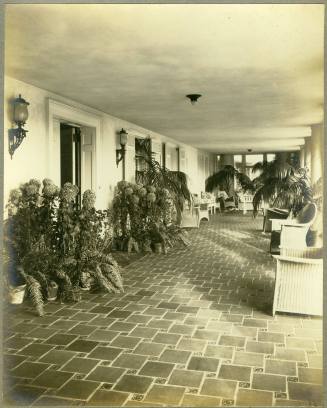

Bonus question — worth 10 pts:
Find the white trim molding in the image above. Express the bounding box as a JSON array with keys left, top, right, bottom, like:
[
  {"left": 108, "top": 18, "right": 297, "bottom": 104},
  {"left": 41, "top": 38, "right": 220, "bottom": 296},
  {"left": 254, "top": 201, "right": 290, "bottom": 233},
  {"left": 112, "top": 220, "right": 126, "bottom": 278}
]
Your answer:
[{"left": 47, "top": 98, "right": 103, "bottom": 206}]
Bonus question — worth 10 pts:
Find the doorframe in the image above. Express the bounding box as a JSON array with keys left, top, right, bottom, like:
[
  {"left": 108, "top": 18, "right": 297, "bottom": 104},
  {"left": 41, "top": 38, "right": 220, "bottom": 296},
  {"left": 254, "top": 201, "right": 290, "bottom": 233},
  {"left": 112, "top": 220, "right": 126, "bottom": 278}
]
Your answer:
[{"left": 47, "top": 98, "right": 102, "bottom": 204}]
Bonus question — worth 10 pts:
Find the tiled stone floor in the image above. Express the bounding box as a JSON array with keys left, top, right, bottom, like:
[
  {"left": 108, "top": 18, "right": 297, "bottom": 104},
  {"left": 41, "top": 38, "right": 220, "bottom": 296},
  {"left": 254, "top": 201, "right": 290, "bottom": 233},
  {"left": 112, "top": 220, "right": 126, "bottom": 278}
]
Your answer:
[{"left": 3, "top": 213, "right": 323, "bottom": 407}]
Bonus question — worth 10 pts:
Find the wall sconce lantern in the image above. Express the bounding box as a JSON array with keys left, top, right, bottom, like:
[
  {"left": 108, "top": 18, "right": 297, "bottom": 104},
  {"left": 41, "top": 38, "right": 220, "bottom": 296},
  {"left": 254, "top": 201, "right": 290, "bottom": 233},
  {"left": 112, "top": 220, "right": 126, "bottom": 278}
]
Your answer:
[
  {"left": 116, "top": 128, "right": 128, "bottom": 167},
  {"left": 9, "top": 94, "right": 30, "bottom": 158}
]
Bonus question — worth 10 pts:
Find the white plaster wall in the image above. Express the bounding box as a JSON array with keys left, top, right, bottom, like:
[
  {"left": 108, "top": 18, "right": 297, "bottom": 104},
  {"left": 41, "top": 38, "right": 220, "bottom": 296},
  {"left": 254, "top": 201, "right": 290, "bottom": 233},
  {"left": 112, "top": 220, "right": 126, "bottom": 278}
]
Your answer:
[{"left": 4, "top": 76, "right": 210, "bottom": 210}]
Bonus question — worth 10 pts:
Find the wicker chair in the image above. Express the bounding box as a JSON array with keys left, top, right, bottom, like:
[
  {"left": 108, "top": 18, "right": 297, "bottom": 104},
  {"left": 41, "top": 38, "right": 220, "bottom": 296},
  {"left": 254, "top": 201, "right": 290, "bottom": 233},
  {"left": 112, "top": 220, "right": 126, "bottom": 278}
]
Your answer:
[
  {"left": 270, "top": 203, "right": 317, "bottom": 254},
  {"left": 272, "top": 248, "right": 323, "bottom": 316},
  {"left": 263, "top": 208, "right": 289, "bottom": 233},
  {"left": 198, "top": 203, "right": 210, "bottom": 222}
]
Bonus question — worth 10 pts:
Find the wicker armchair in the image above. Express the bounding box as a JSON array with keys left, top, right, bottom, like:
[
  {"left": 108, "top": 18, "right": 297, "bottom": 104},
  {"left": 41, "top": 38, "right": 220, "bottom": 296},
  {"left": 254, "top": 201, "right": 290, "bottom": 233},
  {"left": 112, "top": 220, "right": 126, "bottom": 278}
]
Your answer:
[
  {"left": 270, "top": 203, "right": 317, "bottom": 254},
  {"left": 272, "top": 246, "right": 323, "bottom": 316}
]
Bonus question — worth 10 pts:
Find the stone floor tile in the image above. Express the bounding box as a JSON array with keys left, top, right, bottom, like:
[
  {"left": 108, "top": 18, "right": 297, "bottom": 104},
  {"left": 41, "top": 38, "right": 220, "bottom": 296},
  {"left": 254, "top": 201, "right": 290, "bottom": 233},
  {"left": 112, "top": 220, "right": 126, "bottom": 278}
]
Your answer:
[
  {"left": 129, "top": 327, "right": 158, "bottom": 339},
  {"left": 139, "top": 361, "right": 174, "bottom": 378},
  {"left": 32, "top": 369, "right": 73, "bottom": 388},
  {"left": 27, "top": 327, "right": 58, "bottom": 340},
  {"left": 188, "top": 356, "right": 220, "bottom": 372},
  {"left": 177, "top": 338, "right": 207, "bottom": 352},
  {"left": 88, "top": 317, "right": 116, "bottom": 327},
  {"left": 114, "top": 374, "right": 153, "bottom": 394},
  {"left": 159, "top": 349, "right": 191, "bottom": 364},
  {"left": 294, "top": 328, "right": 322, "bottom": 339},
  {"left": 218, "top": 364, "right": 251, "bottom": 382},
  {"left": 200, "top": 378, "right": 237, "bottom": 398},
  {"left": 4, "top": 336, "right": 32, "bottom": 350},
  {"left": 168, "top": 324, "right": 195, "bottom": 336},
  {"left": 56, "top": 379, "right": 100, "bottom": 400},
  {"left": 286, "top": 337, "right": 316, "bottom": 350},
  {"left": 220, "top": 313, "right": 243, "bottom": 323},
  {"left": 111, "top": 335, "right": 141, "bottom": 349},
  {"left": 11, "top": 323, "right": 39, "bottom": 333},
  {"left": 87, "top": 390, "right": 129, "bottom": 406},
  {"left": 88, "top": 329, "right": 119, "bottom": 342},
  {"left": 163, "top": 312, "right": 188, "bottom": 321},
  {"left": 4, "top": 384, "right": 45, "bottom": 405},
  {"left": 45, "top": 333, "right": 78, "bottom": 346},
  {"left": 143, "top": 384, "right": 185, "bottom": 405},
  {"left": 243, "top": 318, "right": 268, "bottom": 328},
  {"left": 124, "top": 401, "right": 162, "bottom": 407},
  {"left": 19, "top": 343, "right": 55, "bottom": 358},
  {"left": 236, "top": 388, "right": 273, "bottom": 406},
  {"left": 142, "top": 307, "right": 166, "bottom": 317},
  {"left": 168, "top": 369, "right": 203, "bottom": 387},
  {"left": 61, "top": 357, "right": 99, "bottom": 374},
  {"left": 252, "top": 373, "right": 286, "bottom": 392},
  {"left": 108, "top": 310, "right": 132, "bottom": 319},
  {"left": 109, "top": 322, "right": 138, "bottom": 332},
  {"left": 33, "top": 396, "right": 75, "bottom": 406},
  {"left": 274, "top": 347, "right": 306, "bottom": 362},
  {"left": 204, "top": 345, "right": 234, "bottom": 359},
  {"left": 258, "top": 331, "right": 285, "bottom": 343},
  {"left": 50, "top": 320, "right": 79, "bottom": 330},
  {"left": 233, "top": 351, "right": 264, "bottom": 367},
  {"left": 86, "top": 366, "right": 125, "bottom": 382},
  {"left": 39, "top": 350, "right": 77, "bottom": 365},
  {"left": 246, "top": 341, "right": 274, "bottom": 354},
  {"left": 307, "top": 354, "right": 322, "bottom": 368},
  {"left": 3, "top": 354, "right": 27, "bottom": 370},
  {"left": 133, "top": 342, "right": 165, "bottom": 357},
  {"left": 68, "top": 324, "right": 97, "bottom": 336},
  {"left": 11, "top": 362, "right": 50, "bottom": 379},
  {"left": 88, "top": 346, "right": 123, "bottom": 361},
  {"left": 181, "top": 394, "right": 221, "bottom": 406},
  {"left": 288, "top": 382, "right": 323, "bottom": 404},
  {"left": 298, "top": 368, "right": 323, "bottom": 384},
  {"left": 219, "top": 335, "right": 245, "bottom": 347},
  {"left": 206, "top": 321, "right": 233, "bottom": 333},
  {"left": 267, "top": 323, "right": 295, "bottom": 335},
  {"left": 89, "top": 305, "right": 115, "bottom": 314},
  {"left": 147, "top": 319, "right": 172, "bottom": 330},
  {"left": 184, "top": 317, "right": 208, "bottom": 327},
  {"left": 126, "top": 315, "right": 153, "bottom": 325},
  {"left": 193, "top": 329, "right": 220, "bottom": 341},
  {"left": 152, "top": 332, "right": 181, "bottom": 345},
  {"left": 177, "top": 305, "right": 199, "bottom": 314},
  {"left": 274, "top": 399, "right": 310, "bottom": 406},
  {"left": 157, "top": 301, "right": 180, "bottom": 310},
  {"left": 231, "top": 325, "right": 257, "bottom": 338},
  {"left": 65, "top": 339, "right": 99, "bottom": 353},
  {"left": 112, "top": 353, "right": 147, "bottom": 369},
  {"left": 265, "top": 359, "right": 297, "bottom": 376}
]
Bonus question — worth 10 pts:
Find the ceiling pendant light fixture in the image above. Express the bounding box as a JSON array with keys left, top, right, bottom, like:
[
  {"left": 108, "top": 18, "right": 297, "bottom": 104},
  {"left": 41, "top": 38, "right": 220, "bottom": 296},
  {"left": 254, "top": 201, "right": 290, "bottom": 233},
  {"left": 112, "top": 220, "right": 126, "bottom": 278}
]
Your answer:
[{"left": 186, "top": 94, "right": 202, "bottom": 105}]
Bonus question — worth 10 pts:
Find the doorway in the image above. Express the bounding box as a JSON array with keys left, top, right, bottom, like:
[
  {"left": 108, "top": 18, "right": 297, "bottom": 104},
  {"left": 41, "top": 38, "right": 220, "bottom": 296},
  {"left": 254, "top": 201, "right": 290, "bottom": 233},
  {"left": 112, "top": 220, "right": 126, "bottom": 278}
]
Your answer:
[{"left": 60, "top": 123, "right": 95, "bottom": 207}]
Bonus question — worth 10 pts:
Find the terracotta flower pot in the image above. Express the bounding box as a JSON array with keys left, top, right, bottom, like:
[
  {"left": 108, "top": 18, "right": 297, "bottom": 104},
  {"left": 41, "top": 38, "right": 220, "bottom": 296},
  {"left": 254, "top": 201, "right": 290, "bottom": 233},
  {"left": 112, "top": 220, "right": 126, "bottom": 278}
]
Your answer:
[
  {"left": 8, "top": 284, "right": 26, "bottom": 304},
  {"left": 47, "top": 281, "right": 59, "bottom": 301}
]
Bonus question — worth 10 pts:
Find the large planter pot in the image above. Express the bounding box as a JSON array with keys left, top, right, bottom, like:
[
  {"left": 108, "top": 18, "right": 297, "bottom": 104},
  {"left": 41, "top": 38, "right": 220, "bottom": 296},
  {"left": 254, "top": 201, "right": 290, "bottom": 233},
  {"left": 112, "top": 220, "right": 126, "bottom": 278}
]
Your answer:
[
  {"left": 8, "top": 284, "right": 26, "bottom": 304},
  {"left": 47, "top": 281, "right": 59, "bottom": 301},
  {"left": 154, "top": 243, "right": 162, "bottom": 254}
]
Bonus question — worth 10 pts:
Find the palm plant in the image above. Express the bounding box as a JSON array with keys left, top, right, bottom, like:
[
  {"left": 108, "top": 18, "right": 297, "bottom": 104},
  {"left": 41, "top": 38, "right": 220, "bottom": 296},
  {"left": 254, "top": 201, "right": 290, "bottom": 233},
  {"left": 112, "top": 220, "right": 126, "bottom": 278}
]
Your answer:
[
  {"left": 135, "top": 139, "right": 191, "bottom": 219},
  {"left": 252, "top": 158, "right": 313, "bottom": 217},
  {"left": 205, "top": 165, "right": 254, "bottom": 196}
]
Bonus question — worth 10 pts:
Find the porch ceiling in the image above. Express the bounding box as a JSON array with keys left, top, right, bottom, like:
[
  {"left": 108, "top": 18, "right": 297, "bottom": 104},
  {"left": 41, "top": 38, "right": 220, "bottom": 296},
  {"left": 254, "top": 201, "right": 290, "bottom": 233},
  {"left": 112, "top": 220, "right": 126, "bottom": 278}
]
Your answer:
[{"left": 5, "top": 4, "right": 324, "bottom": 154}]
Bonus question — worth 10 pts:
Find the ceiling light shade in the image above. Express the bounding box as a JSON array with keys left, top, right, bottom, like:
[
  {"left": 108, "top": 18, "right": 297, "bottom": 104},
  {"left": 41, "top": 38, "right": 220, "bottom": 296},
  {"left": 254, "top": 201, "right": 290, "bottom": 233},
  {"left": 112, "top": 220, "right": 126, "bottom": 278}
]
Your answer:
[{"left": 186, "top": 94, "right": 202, "bottom": 105}]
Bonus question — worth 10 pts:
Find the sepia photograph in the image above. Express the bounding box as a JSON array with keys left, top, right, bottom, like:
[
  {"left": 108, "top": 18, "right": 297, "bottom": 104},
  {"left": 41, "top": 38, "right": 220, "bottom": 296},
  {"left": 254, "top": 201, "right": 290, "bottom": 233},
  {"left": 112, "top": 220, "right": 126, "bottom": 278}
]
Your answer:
[{"left": 1, "top": 2, "right": 324, "bottom": 407}]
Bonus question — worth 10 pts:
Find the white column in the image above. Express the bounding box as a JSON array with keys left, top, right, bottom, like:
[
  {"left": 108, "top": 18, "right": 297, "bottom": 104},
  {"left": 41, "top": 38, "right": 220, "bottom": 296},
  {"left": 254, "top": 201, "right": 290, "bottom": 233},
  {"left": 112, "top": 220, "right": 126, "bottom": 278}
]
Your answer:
[{"left": 311, "top": 124, "right": 323, "bottom": 184}]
